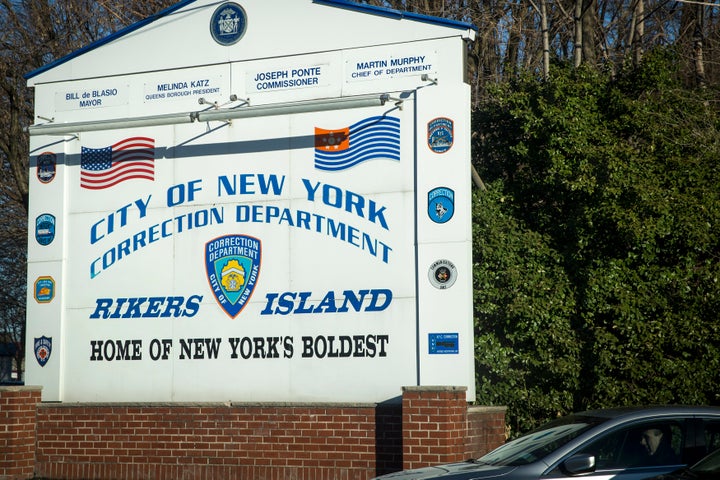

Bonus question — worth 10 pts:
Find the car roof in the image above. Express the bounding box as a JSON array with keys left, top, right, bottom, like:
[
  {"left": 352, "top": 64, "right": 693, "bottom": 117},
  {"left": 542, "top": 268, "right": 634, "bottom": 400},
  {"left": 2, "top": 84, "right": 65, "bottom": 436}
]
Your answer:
[{"left": 574, "top": 405, "right": 720, "bottom": 420}]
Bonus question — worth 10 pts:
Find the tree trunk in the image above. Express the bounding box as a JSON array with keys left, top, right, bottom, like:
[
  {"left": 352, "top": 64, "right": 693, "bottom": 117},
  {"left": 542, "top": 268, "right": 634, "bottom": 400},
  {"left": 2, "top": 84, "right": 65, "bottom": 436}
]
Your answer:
[
  {"left": 633, "top": 0, "right": 645, "bottom": 67},
  {"left": 541, "top": 0, "right": 550, "bottom": 79},
  {"left": 581, "top": 0, "right": 598, "bottom": 66},
  {"left": 574, "top": 0, "right": 583, "bottom": 67},
  {"left": 693, "top": 3, "right": 706, "bottom": 87}
]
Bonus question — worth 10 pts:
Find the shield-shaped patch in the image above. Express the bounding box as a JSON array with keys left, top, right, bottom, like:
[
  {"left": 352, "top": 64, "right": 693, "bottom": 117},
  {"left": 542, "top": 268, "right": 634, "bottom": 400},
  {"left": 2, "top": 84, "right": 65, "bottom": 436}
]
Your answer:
[
  {"left": 34, "top": 336, "right": 52, "bottom": 367},
  {"left": 205, "top": 234, "right": 261, "bottom": 318}
]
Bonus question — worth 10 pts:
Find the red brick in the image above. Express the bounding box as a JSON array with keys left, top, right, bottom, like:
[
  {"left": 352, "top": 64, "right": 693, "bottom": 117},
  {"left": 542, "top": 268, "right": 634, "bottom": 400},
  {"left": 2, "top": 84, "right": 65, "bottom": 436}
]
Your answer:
[{"left": 1, "top": 386, "right": 506, "bottom": 480}]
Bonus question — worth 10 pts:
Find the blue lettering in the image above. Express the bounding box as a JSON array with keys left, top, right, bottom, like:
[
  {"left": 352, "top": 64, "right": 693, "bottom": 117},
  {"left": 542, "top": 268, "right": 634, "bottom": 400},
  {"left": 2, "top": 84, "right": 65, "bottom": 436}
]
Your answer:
[
  {"left": 389, "top": 56, "right": 425, "bottom": 66},
  {"left": 89, "top": 196, "right": 151, "bottom": 244},
  {"left": 157, "top": 82, "right": 188, "bottom": 92},
  {"left": 88, "top": 295, "right": 204, "bottom": 319},
  {"left": 253, "top": 70, "right": 289, "bottom": 82},
  {"left": 217, "top": 174, "right": 285, "bottom": 196},
  {"left": 260, "top": 289, "right": 393, "bottom": 315},
  {"left": 301, "top": 179, "right": 388, "bottom": 229},
  {"left": 357, "top": 61, "right": 387, "bottom": 69},
  {"left": 79, "top": 99, "right": 102, "bottom": 107},
  {"left": 182, "top": 295, "right": 203, "bottom": 317},
  {"left": 92, "top": 89, "right": 117, "bottom": 97},
  {"left": 275, "top": 292, "right": 296, "bottom": 315},
  {"left": 89, "top": 298, "right": 114, "bottom": 318}
]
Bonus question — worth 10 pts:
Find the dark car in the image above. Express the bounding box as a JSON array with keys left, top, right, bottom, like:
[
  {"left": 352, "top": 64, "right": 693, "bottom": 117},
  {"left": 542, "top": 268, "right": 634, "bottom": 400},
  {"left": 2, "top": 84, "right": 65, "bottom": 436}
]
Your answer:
[
  {"left": 649, "top": 447, "right": 720, "bottom": 479},
  {"left": 372, "top": 406, "right": 720, "bottom": 480}
]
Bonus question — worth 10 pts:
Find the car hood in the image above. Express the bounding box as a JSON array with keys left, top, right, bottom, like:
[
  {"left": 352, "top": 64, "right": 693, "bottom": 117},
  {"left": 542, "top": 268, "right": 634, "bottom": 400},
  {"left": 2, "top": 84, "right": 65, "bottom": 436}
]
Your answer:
[{"left": 374, "top": 461, "right": 519, "bottom": 479}]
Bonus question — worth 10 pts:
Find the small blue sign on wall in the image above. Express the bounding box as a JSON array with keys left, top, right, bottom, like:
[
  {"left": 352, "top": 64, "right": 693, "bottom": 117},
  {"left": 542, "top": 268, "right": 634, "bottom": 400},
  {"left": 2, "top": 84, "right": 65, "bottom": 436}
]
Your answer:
[{"left": 428, "top": 333, "right": 459, "bottom": 354}]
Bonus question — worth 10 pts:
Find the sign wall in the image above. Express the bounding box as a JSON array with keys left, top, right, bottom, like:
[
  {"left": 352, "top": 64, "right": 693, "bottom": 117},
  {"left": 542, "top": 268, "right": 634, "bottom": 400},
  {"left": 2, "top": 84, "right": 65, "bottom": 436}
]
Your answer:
[{"left": 25, "top": 0, "right": 475, "bottom": 403}]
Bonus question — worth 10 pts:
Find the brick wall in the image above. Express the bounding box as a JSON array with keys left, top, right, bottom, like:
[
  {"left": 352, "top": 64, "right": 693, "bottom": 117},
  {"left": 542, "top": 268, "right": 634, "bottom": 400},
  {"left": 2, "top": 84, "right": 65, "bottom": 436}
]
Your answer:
[
  {"left": 0, "top": 386, "right": 41, "bottom": 480},
  {"left": 35, "top": 403, "right": 386, "bottom": 480},
  {"left": 401, "top": 386, "right": 467, "bottom": 469},
  {"left": 465, "top": 405, "right": 507, "bottom": 459},
  {"left": 1, "top": 386, "right": 505, "bottom": 480},
  {"left": 400, "top": 387, "right": 506, "bottom": 471}
]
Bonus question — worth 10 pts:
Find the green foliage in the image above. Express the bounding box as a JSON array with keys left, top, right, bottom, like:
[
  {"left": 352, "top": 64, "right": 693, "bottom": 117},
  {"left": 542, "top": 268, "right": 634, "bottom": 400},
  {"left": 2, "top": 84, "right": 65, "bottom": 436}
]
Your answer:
[
  {"left": 472, "top": 49, "right": 720, "bottom": 435},
  {"left": 473, "top": 185, "right": 580, "bottom": 434}
]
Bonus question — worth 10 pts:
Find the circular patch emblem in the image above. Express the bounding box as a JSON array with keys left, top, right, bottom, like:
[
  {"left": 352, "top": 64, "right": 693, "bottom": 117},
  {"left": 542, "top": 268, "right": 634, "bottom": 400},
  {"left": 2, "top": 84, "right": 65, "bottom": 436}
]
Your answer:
[
  {"left": 428, "top": 187, "right": 455, "bottom": 224},
  {"left": 210, "top": 2, "right": 247, "bottom": 46},
  {"left": 428, "top": 259, "right": 457, "bottom": 289}
]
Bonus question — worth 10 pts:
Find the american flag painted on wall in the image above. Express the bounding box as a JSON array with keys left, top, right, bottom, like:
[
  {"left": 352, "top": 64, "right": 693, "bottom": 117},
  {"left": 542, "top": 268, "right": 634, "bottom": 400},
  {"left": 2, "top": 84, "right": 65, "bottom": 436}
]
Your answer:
[{"left": 80, "top": 137, "right": 155, "bottom": 190}]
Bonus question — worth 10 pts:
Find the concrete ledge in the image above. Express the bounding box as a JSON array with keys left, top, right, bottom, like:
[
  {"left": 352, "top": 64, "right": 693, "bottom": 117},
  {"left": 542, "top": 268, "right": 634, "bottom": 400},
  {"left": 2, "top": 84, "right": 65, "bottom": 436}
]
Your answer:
[
  {"left": 0, "top": 386, "right": 42, "bottom": 393},
  {"left": 468, "top": 405, "right": 508, "bottom": 413},
  {"left": 402, "top": 385, "right": 468, "bottom": 393}
]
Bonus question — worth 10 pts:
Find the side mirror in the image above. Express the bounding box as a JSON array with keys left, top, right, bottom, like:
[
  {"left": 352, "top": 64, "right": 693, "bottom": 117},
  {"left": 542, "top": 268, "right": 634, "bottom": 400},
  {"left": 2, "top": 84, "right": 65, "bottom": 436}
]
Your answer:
[{"left": 563, "top": 453, "right": 596, "bottom": 475}]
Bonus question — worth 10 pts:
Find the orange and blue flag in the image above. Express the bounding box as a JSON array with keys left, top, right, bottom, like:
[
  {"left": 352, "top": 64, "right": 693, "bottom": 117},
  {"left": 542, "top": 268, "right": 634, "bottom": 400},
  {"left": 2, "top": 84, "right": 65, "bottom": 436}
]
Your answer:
[{"left": 314, "top": 116, "right": 399, "bottom": 171}]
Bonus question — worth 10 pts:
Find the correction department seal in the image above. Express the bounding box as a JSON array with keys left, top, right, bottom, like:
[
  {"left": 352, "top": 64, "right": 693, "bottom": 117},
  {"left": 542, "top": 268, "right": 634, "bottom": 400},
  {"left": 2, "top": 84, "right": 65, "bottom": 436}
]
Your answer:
[
  {"left": 205, "top": 234, "right": 261, "bottom": 318},
  {"left": 210, "top": 2, "right": 247, "bottom": 46},
  {"left": 428, "top": 259, "right": 457, "bottom": 289}
]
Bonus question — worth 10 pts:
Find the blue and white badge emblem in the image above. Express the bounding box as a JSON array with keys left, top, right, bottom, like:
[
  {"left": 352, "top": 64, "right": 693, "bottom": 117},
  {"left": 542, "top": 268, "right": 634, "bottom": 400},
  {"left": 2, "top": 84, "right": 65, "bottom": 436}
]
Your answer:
[
  {"left": 428, "top": 187, "right": 455, "bottom": 224},
  {"left": 210, "top": 2, "right": 247, "bottom": 46},
  {"left": 205, "top": 235, "right": 261, "bottom": 318},
  {"left": 428, "top": 117, "right": 454, "bottom": 153},
  {"left": 34, "top": 336, "right": 52, "bottom": 367},
  {"left": 35, "top": 213, "right": 56, "bottom": 246}
]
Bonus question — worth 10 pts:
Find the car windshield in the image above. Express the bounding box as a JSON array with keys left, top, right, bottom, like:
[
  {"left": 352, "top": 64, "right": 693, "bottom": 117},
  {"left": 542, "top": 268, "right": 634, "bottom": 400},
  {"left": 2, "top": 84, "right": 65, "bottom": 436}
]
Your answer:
[{"left": 478, "top": 415, "right": 605, "bottom": 467}]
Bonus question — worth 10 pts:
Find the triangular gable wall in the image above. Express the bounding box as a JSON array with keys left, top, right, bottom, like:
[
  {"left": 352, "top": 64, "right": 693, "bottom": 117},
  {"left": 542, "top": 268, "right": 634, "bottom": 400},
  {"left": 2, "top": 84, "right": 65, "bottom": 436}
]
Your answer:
[{"left": 27, "top": 0, "right": 475, "bottom": 85}]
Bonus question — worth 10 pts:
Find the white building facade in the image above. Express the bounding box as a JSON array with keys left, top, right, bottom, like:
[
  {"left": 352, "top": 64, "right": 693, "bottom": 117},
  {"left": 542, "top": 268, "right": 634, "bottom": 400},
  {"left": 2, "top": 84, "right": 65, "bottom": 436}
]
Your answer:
[{"left": 25, "top": 0, "right": 477, "bottom": 403}]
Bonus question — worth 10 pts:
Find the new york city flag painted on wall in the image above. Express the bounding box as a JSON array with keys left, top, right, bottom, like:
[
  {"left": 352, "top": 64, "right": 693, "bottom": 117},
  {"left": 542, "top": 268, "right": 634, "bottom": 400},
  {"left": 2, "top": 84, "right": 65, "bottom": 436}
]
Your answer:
[
  {"left": 80, "top": 136, "right": 155, "bottom": 190},
  {"left": 314, "top": 116, "right": 400, "bottom": 171}
]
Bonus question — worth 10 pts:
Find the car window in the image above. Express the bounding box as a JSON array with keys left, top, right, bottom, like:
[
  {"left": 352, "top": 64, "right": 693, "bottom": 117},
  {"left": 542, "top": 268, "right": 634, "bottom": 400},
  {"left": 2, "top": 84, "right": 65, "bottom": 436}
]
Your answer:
[
  {"left": 576, "top": 420, "right": 685, "bottom": 470},
  {"left": 702, "top": 421, "right": 720, "bottom": 453},
  {"left": 683, "top": 418, "right": 720, "bottom": 465}
]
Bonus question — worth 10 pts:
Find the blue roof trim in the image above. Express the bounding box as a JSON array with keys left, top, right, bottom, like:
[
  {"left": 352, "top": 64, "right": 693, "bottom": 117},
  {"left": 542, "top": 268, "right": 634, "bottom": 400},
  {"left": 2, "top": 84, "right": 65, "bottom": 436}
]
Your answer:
[
  {"left": 25, "top": 0, "right": 198, "bottom": 80},
  {"left": 312, "top": 0, "right": 477, "bottom": 32}
]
